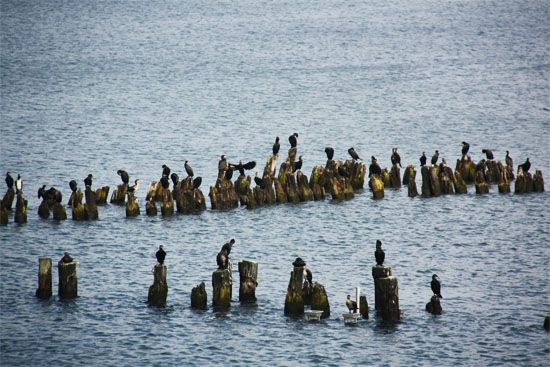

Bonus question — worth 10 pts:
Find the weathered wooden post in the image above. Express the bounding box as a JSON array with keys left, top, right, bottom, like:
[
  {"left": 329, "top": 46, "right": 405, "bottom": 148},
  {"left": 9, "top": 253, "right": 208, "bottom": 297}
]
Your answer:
[
  {"left": 235, "top": 175, "right": 252, "bottom": 206},
  {"left": 209, "top": 178, "right": 239, "bottom": 210},
  {"left": 381, "top": 169, "right": 391, "bottom": 187},
  {"left": 148, "top": 264, "right": 168, "bottom": 306},
  {"left": 359, "top": 296, "right": 369, "bottom": 319},
  {"left": 533, "top": 170, "right": 544, "bottom": 192},
  {"left": 310, "top": 282, "right": 330, "bottom": 319},
  {"left": 146, "top": 198, "right": 157, "bottom": 215},
  {"left": 263, "top": 154, "right": 278, "bottom": 179},
  {"left": 2, "top": 187, "right": 15, "bottom": 211},
  {"left": 456, "top": 157, "right": 476, "bottom": 183},
  {"left": 350, "top": 161, "right": 366, "bottom": 190},
  {"left": 212, "top": 269, "right": 232, "bottom": 310},
  {"left": 486, "top": 160, "right": 499, "bottom": 183},
  {"left": 94, "top": 186, "right": 110, "bottom": 205},
  {"left": 35, "top": 257, "right": 52, "bottom": 299},
  {"left": 14, "top": 192, "right": 27, "bottom": 224},
  {"left": 439, "top": 168, "right": 454, "bottom": 195},
  {"left": 274, "top": 178, "right": 288, "bottom": 203},
  {"left": 475, "top": 171, "right": 489, "bottom": 194},
  {"left": 296, "top": 171, "right": 314, "bottom": 201},
  {"left": 52, "top": 203, "right": 67, "bottom": 220},
  {"left": 370, "top": 175, "right": 384, "bottom": 199},
  {"left": 284, "top": 171, "right": 300, "bottom": 204},
  {"left": 389, "top": 165, "right": 401, "bottom": 188},
  {"left": 376, "top": 276, "right": 400, "bottom": 322},
  {"left": 420, "top": 166, "right": 432, "bottom": 197},
  {"left": 405, "top": 166, "right": 418, "bottom": 197},
  {"left": 429, "top": 166, "right": 441, "bottom": 196},
  {"left": 110, "top": 184, "right": 127, "bottom": 204},
  {"left": 125, "top": 193, "right": 140, "bottom": 217},
  {"left": 497, "top": 162, "right": 510, "bottom": 194},
  {"left": 38, "top": 199, "right": 50, "bottom": 219},
  {"left": 372, "top": 265, "right": 392, "bottom": 311},
  {"left": 71, "top": 191, "right": 86, "bottom": 221},
  {"left": 284, "top": 266, "right": 304, "bottom": 316},
  {"left": 191, "top": 282, "right": 207, "bottom": 310},
  {"left": 426, "top": 295, "right": 442, "bottom": 315},
  {"left": 238, "top": 260, "right": 258, "bottom": 304},
  {"left": 0, "top": 200, "right": 8, "bottom": 225},
  {"left": 68, "top": 189, "right": 83, "bottom": 207},
  {"left": 84, "top": 187, "right": 98, "bottom": 220},
  {"left": 58, "top": 257, "right": 78, "bottom": 299},
  {"left": 453, "top": 171, "right": 468, "bottom": 194},
  {"left": 160, "top": 188, "right": 174, "bottom": 216}
]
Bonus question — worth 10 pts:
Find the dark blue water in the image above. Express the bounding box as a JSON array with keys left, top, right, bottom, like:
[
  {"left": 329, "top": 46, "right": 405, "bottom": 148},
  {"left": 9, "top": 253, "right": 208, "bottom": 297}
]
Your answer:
[{"left": 1, "top": 0, "right": 549, "bottom": 365}]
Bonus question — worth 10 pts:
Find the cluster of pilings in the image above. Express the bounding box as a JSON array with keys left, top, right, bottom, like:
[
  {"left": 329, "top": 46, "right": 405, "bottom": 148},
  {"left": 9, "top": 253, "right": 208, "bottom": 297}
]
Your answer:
[
  {"left": 35, "top": 257, "right": 78, "bottom": 300},
  {"left": 1, "top": 189, "right": 28, "bottom": 224},
  {"left": 284, "top": 265, "right": 331, "bottom": 319}
]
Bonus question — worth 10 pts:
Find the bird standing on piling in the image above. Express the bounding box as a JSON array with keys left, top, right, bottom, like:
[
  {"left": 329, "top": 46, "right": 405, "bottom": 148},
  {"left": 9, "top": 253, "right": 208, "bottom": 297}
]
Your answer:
[
  {"left": 391, "top": 148, "right": 402, "bottom": 168},
  {"left": 482, "top": 149, "right": 494, "bottom": 160},
  {"left": 518, "top": 158, "right": 531, "bottom": 173},
  {"left": 431, "top": 274, "right": 443, "bottom": 298},
  {"left": 184, "top": 161, "right": 194, "bottom": 178},
  {"left": 16, "top": 174, "right": 23, "bottom": 194},
  {"left": 170, "top": 173, "right": 180, "bottom": 187},
  {"left": 375, "top": 240, "right": 385, "bottom": 266},
  {"left": 162, "top": 164, "right": 171, "bottom": 177},
  {"left": 293, "top": 155, "right": 303, "bottom": 172},
  {"left": 505, "top": 151, "right": 513, "bottom": 168},
  {"left": 192, "top": 176, "right": 202, "bottom": 190},
  {"left": 325, "top": 147, "right": 335, "bottom": 161},
  {"left": 273, "top": 137, "right": 280, "bottom": 156},
  {"left": 117, "top": 170, "right": 129, "bottom": 184},
  {"left": 461, "top": 142, "right": 470, "bottom": 157},
  {"left": 288, "top": 133, "right": 298, "bottom": 148},
  {"left": 84, "top": 174, "right": 93, "bottom": 189},
  {"left": 254, "top": 172, "right": 265, "bottom": 189},
  {"left": 348, "top": 147, "right": 361, "bottom": 161},
  {"left": 69, "top": 180, "right": 77, "bottom": 192},
  {"left": 156, "top": 245, "right": 166, "bottom": 264},
  {"left": 5, "top": 172, "right": 14, "bottom": 188},
  {"left": 127, "top": 179, "right": 141, "bottom": 194},
  {"left": 369, "top": 156, "right": 382, "bottom": 177},
  {"left": 160, "top": 176, "right": 170, "bottom": 189},
  {"left": 61, "top": 252, "right": 73, "bottom": 263},
  {"left": 431, "top": 150, "right": 439, "bottom": 166},
  {"left": 346, "top": 295, "right": 358, "bottom": 313},
  {"left": 420, "top": 152, "right": 427, "bottom": 166},
  {"left": 217, "top": 239, "right": 234, "bottom": 270}
]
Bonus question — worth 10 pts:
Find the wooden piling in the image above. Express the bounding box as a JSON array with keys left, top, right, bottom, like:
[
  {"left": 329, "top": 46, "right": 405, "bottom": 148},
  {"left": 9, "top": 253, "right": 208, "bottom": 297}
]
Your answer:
[
  {"left": 475, "top": 171, "right": 489, "bottom": 194},
  {"left": 95, "top": 186, "right": 110, "bottom": 205},
  {"left": 84, "top": 188, "right": 98, "bottom": 220},
  {"left": 420, "top": 166, "right": 432, "bottom": 197},
  {"left": 52, "top": 203, "right": 67, "bottom": 220},
  {"left": 381, "top": 169, "right": 391, "bottom": 187},
  {"left": 404, "top": 166, "right": 418, "bottom": 197},
  {"left": 297, "top": 171, "right": 314, "bottom": 201},
  {"left": 263, "top": 154, "right": 278, "bottom": 179},
  {"left": 146, "top": 198, "right": 157, "bottom": 216},
  {"left": 35, "top": 257, "right": 52, "bottom": 299},
  {"left": 191, "top": 282, "right": 207, "bottom": 310},
  {"left": 309, "top": 166, "right": 326, "bottom": 200},
  {"left": 284, "top": 266, "right": 304, "bottom": 316},
  {"left": 2, "top": 187, "right": 15, "bottom": 211},
  {"left": 110, "top": 184, "right": 127, "bottom": 204},
  {"left": 359, "top": 296, "right": 369, "bottom": 320},
  {"left": 350, "top": 161, "right": 366, "bottom": 190},
  {"left": 439, "top": 168, "right": 454, "bottom": 195},
  {"left": 429, "top": 166, "right": 441, "bottom": 196},
  {"left": 209, "top": 178, "right": 239, "bottom": 210},
  {"left": 310, "top": 282, "right": 330, "bottom": 319},
  {"left": 238, "top": 260, "right": 258, "bottom": 304},
  {"left": 58, "top": 259, "right": 78, "bottom": 299},
  {"left": 125, "top": 193, "right": 140, "bottom": 217},
  {"left": 533, "top": 170, "right": 544, "bottom": 192},
  {"left": 389, "top": 165, "right": 401, "bottom": 188},
  {"left": 372, "top": 265, "right": 392, "bottom": 310},
  {"left": 284, "top": 172, "right": 300, "bottom": 204},
  {"left": 71, "top": 192, "right": 86, "bottom": 220},
  {"left": 486, "top": 160, "right": 499, "bottom": 184},
  {"left": 426, "top": 295, "right": 442, "bottom": 315},
  {"left": 235, "top": 175, "right": 252, "bottom": 206},
  {"left": 0, "top": 200, "right": 7, "bottom": 225},
  {"left": 370, "top": 175, "right": 384, "bottom": 199},
  {"left": 160, "top": 189, "right": 174, "bottom": 216},
  {"left": 453, "top": 171, "right": 468, "bottom": 194},
  {"left": 212, "top": 269, "right": 232, "bottom": 310},
  {"left": 38, "top": 199, "right": 50, "bottom": 219},
  {"left": 14, "top": 192, "right": 28, "bottom": 224},
  {"left": 375, "top": 276, "right": 400, "bottom": 322},
  {"left": 497, "top": 162, "right": 510, "bottom": 194},
  {"left": 274, "top": 178, "right": 288, "bottom": 203},
  {"left": 68, "top": 190, "right": 83, "bottom": 208},
  {"left": 148, "top": 264, "right": 168, "bottom": 306},
  {"left": 455, "top": 157, "right": 476, "bottom": 183}
]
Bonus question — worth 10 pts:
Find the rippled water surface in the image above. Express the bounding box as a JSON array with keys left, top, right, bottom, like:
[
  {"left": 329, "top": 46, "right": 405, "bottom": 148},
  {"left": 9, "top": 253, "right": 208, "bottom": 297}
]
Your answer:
[{"left": 1, "top": 0, "right": 549, "bottom": 365}]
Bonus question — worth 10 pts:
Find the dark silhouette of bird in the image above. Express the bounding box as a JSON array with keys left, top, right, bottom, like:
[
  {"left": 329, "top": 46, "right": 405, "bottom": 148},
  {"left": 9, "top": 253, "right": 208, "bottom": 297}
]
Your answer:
[
  {"left": 420, "top": 152, "right": 427, "bottom": 166},
  {"left": 273, "top": 137, "right": 280, "bottom": 156},
  {"left": 305, "top": 268, "right": 313, "bottom": 285},
  {"left": 292, "top": 257, "right": 306, "bottom": 267},
  {"left": 162, "top": 164, "right": 171, "bottom": 177},
  {"left": 293, "top": 155, "right": 303, "bottom": 171},
  {"left": 288, "top": 133, "right": 298, "bottom": 148},
  {"left": 192, "top": 176, "right": 202, "bottom": 190},
  {"left": 505, "top": 151, "right": 513, "bottom": 168},
  {"left": 156, "top": 245, "right": 166, "bottom": 264},
  {"left": 375, "top": 240, "right": 385, "bottom": 266},
  {"left": 337, "top": 163, "right": 350, "bottom": 178},
  {"left": 5, "top": 172, "right": 14, "bottom": 188},
  {"left": 431, "top": 150, "right": 439, "bottom": 165},
  {"left": 218, "top": 155, "right": 228, "bottom": 173},
  {"left": 61, "top": 252, "right": 73, "bottom": 263},
  {"left": 160, "top": 176, "right": 170, "bottom": 189},
  {"left": 184, "top": 161, "right": 194, "bottom": 177},
  {"left": 254, "top": 172, "right": 265, "bottom": 189},
  {"left": 461, "top": 142, "right": 470, "bottom": 157},
  {"left": 348, "top": 147, "right": 361, "bottom": 161},
  {"left": 518, "top": 158, "right": 531, "bottom": 173},
  {"left": 170, "top": 173, "right": 180, "bottom": 187},
  {"left": 224, "top": 167, "right": 234, "bottom": 181},
  {"left": 15, "top": 174, "right": 23, "bottom": 193},
  {"left": 38, "top": 185, "right": 47, "bottom": 199},
  {"left": 325, "top": 147, "right": 334, "bottom": 160},
  {"left": 346, "top": 295, "right": 358, "bottom": 313},
  {"left": 127, "top": 179, "right": 141, "bottom": 194},
  {"left": 482, "top": 149, "right": 494, "bottom": 160},
  {"left": 84, "top": 174, "right": 93, "bottom": 188},
  {"left": 391, "top": 148, "right": 402, "bottom": 168},
  {"left": 69, "top": 180, "right": 77, "bottom": 193},
  {"left": 231, "top": 160, "right": 257, "bottom": 176},
  {"left": 369, "top": 156, "right": 382, "bottom": 177},
  {"left": 216, "top": 239, "right": 234, "bottom": 270},
  {"left": 431, "top": 274, "right": 443, "bottom": 298},
  {"left": 117, "top": 170, "right": 129, "bottom": 184}
]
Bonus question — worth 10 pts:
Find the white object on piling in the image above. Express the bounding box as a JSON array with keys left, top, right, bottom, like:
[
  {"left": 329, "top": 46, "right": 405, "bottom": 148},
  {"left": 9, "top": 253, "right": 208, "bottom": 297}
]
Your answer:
[{"left": 304, "top": 310, "right": 324, "bottom": 321}]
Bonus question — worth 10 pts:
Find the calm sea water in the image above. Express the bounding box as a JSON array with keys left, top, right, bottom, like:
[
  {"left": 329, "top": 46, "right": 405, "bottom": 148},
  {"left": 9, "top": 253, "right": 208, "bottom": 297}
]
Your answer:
[{"left": 1, "top": 0, "right": 549, "bottom": 365}]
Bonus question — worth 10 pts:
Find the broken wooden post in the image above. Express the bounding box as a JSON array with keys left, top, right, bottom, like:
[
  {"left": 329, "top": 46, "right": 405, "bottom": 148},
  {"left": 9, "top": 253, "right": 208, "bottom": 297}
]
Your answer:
[
  {"left": 263, "top": 154, "right": 278, "bottom": 179},
  {"left": 284, "top": 171, "right": 300, "bottom": 204},
  {"left": 146, "top": 198, "right": 157, "bottom": 216},
  {"left": 389, "top": 165, "right": 401, "bottom": 188},
  {"left": 475, "top": 171, "right": 489, "bottom": 194},
  {"left": 420, "top": 166, "right": 432, "bottom": 197},
  {"left": 455, "top": 157, "right": 476, "bottom": 184},
  {"left": 302, "top": 281, "right": 313, "bottom": 306},
  {"left": 439, "top": 167, "right": 454, "bottom": 195},
  {"left": 2, "top": 187, "right": 15, "bottom": 211},
  {"left": 376, "top": 276, "right": 400, "bottom": 322},
  {"left": 38, "top": 199, "right": 50, "bottom": 219},
  {"left": 405, "top": 166, "right": 418, "bottom": 197},
  {"left": 284, "top": 266, "right": 304, "bottom": 316},
  {"left": 71, "top": 191, "right": 86, "bottom": 221},
  {"left": 350, "top": 161, "right": 366, "bottom": 190},
  {"left": 0, "top": 200, "right": 7, "bottom": 225},
  {"left": 381, "top": 169, "right": 391, "bottom": 187},
  {"left": 191, "top": 282, "right": 207, "bottom": 310},
  {"left": 310, "top": 282, "right": 330, "bottom": 319},
  {"left": 372, "top": 265, "right": 392, "bottom": 310},
  {"left": 235, "top": 175, "right": 252, "bottom": 206},
  {"left": 84, "top": 187, "right": 98, "bottom": 220},
  {"left": 148, "top": 264, "right": 168, "bottom": 306},
  {"left": 238, "top": 260, "right": 258, "bottom": 304},
  {"left": 296, "top": 171, "right": 314, "bottom": 201},
  {"left": 370, "top": 175, "right": 384, "bottom": 199},
  {"left": 209, "top": 178, "right": 239, "bottom": 210},
  {"left": 497, "top": 162, "right": 511, "bottom": 194},
  {"left": 426, "top": 295, "right": 442, "bottom": 315},
  {"left": 35, "top": 257, "right": 52, "bottom": 299},
  {"left": 14, "top": 192, "right": 27, "bottom": 224},
  {"left": 453, "top": 171, "right": 468, "bottom": 194},
  {"left": 160, "top": 188, "right": 174, "bottom": 216},
  {"left": 95, "top": 186, "right": 110, "bottom": 205},
  {"left": 429, "top": 166, "right": 441, "bottom": 196},
  {"left": 274, "top": 178, "right": 288, "bottom": 203},
  {"left": 51, "top": 202, "right": 66, "bottom": 220},
  {"left": 486, "top": 160, "right": 499, "bottom": 183},
  {"left": 309, "top": 166, "right": 326, "bottom": 200},
  {"left": 360, "top": 296, "right": 369, "bottom": 319},
  {"left": 533, "top": 170, "right": 544, "bottom": 192},
  {"left": 126, "top": 193, "right": 140, "bottom": 217},
  {"left": 212, "top": 268, "right": 231, "bottom": 310},
  {"left": 68, "top": 189, "right": 83, "bottom": 208},
  {"left": 58, "top": 258, "right": 78, "bottom": 299},
  {"left": 110, "top": 184, "right": 127, "bottom": 204}
]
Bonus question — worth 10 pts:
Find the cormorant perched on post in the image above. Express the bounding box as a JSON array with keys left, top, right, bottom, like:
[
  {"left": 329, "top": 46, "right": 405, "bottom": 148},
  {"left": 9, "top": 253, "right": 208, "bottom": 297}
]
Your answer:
[
  {"left": 346, "top": 295, "right": 358, "bottom": 313},
  {"left": 461, "top": 142, "right": 470, "bottom": 157},
  {"left": 184, "top": 161, "right": 194, "bottom": 177},
  {"left": 160, "top": 176, "right": 170, "bottom": 189},
  {"left": 337, "top": 163, "right": 350, "bottom": 178},
  {"left": 292, "top": 257, "right": 306, "bottom": 267},
  {"left": 305, "top": 268, "right": 313, "bottom": 285},
  {"left": 84, "top": 174, "right": 92, "bottom": 188},
  {"left": 5, "top": 172, "right": 14, "bottom": 188},
  {"left": 348, "top": 147, "right": 361, "bottom": 161},
  {"left": 431, "top": 274, "right": 443, "bottom": 298},
  {"left": 61, "top": 252, "right": 73, "bottom": 263},
  {"left": 431, "top": 150, "right": 439, "bottom": 166},
  {"left": 38, "top": 185, "right": 46, "bottom": 199},
  {"left": 216, "top": 239, "right": 234, "bottom": 270},
  {"left": 127, "top": 179, "right": 141, "bottom": 193},
  {"left": 192, "top": 176, "right": 202, "bottom": 190},
  {"left": 224, "top": 167, "right": 234, "bottom": 181},
  {"left": 49, "top": 187, "right": 62, "bottom": 203},
  {"left": 117, "top": 170, "right": 129, "bottom": 184},
  {"left": 231, "top": 161, "right": 257, "bottom": 176},
  {"left": 482, "top": 149, "right": 494, "bottom": 160},
  {"left": 369, "top": 156, "right": 382, "bottom": 177},
  {"left": 518, "top": 158, "right": 531, "bottom": 173},
  {"left": 288, "top": 133, "right": 298, "bottom": 148},
  {"left": 325, "top": 147, "right": 334, "bottom": 160},
  {"left": 391, "top": 148, "right": 402, "bottom": 167},
  {"left": 254, "top": 172, "right": 265, "bottom": 189},
  {"left": 69, "top": 180, "right": 77, "bottom": 193},
  {"left": 162, "top": 164, "right": 171, "bottom": 177},
  {"left": 15, "top": 175, "right": 23, "bottom": 193},
  {"left": 505, "top": 151, "right": 513, "bottom": 168},
  {"left": 273, "top": 137, "right": 280, "bottom": 156},
  {"left": 293, "top": 156, "right": 303, "bottom": 171},
  {"left": 375, "top": 240, "right": 385, "bottom": 266},
  {"left": 218, "top": 155, "right": 228, "bottom": 174},
  {"left": 156, "top": 245, "right": 166, "bottom": 264},
  {"left": 420, "top": 152, "right": 427, "bottom": 166},
  {"left": 170, "top": 173, "right": 179, "bottom": 187}
]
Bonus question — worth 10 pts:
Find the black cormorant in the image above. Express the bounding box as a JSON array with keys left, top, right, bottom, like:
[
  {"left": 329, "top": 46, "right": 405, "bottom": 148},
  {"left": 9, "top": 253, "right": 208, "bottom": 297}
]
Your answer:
[
  {"left": 216, "top": 239, "right": 234, "bottom": 270},
  {"left": 293, "top": 156, "right": 303, "bottom": 171},
  {"left": 305, "top": 268, "right": 313, "bottom": 285},
  {"left": 292, "top": 257, "right": 306, "bottom": 267},
  {"left": 254, "top": 172, "right": 265, "bottom": 189},
  {"left": 192, "top": 176, "right": 202, "bottom": 190},
  {"left": 170, "top": 173, "right": 180, "bottom": 187},
  {"left": 431, "top": 150, "right": 439, "bottom": 165},
  {"left": 346, "top": 295, "right": 358, "bottom": 313},
  {"left": 348, "top": 147, "right": 361, "bottom": 161},
  {"left": 518, "top": 158, "right": 531, "bottom": 173},
  {"left": 431, "top": 274, "right": 443, "bottom": 298},
  {"left": 375, "top": 240, "right": 385, "bottom": 266},
  {"left": 156, "top": 245, "right": 166, "bottom": 264},
  {"left": 160, "top": 176, "right": 170, "bottom": 189},
  {"left": 184, "top": 161, "right": 194, "bottom": 177},
  {"left": 482, "top": 149, "right": 494, "bottom": 160},
  {"left": 505, "top": 151, "right": 513, "bottom": 168},
  {"left": 84, "top": 174, "right": 93, "bottom": 188},
  {"left": 61, "top": 252, "right": 73, "bottom": 263},
  {"left": 273, "top": 137, "right": 280, "bottom": 156},
  {"left": 420, "top": 152, "right": 427, "bottom": 166},
  {"left": 325, "top": 147, "right": 334, "bottom": 160},
  {"left": 369, "top": 156, "right": 382, "bottom": 177},
  {"left": 224, "top": 167, "right": 234, "bottom": 181},
  {"left": 5, "top": 172, "right": 14, "bottom": 188},
  {"left": 117, "top": 170, "right": 129, "bottom": 184},
  {"left": 288, "top": 133, "right": 298, "bottom": 148},
  {"left": 38, "top": 185, "right": 46, "bottom": 199},
  {"left": 461, "top": 142, "right": 470, "bottom": 157},
  {"left": 162, "top": 164, "right": 171, "bottom": 177},
  {"left": 69, "top": 180, "right": 77, "bottom": 193},
  {"left": 16, "top": 174, "right": 23, "bottom": 193},
  {"left": 391, "top": 148, "right": 402, "bottom": 167}
]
